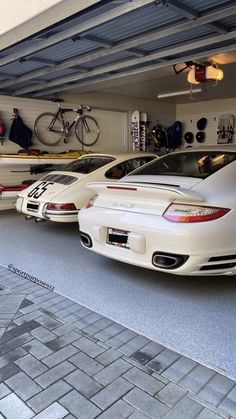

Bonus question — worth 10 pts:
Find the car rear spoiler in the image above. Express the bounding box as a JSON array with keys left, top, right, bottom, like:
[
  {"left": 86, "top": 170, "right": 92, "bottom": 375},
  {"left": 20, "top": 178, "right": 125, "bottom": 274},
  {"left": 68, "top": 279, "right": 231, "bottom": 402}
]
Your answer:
[{"left": 86, "top": 181, "right": 204, "bottom": 203}]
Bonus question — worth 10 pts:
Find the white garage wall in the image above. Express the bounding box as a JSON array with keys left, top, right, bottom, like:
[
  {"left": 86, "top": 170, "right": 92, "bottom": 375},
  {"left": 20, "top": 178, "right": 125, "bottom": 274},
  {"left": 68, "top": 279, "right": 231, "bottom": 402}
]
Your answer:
[
  {"left": 176, "top": 98, "right": 236, "bottom": 148},
  {"left": 63, "top": 91, "right": 176, "bottom": 148},
  {"left": 0, "top": 94, "right": 130, "bottom": 154}
]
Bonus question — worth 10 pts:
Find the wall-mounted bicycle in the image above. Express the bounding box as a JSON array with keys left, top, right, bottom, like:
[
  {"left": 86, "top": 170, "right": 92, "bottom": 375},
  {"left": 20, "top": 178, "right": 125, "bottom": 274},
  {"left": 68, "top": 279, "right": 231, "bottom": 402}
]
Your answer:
[{"left": 34, "top": 98, "right": 100, "bottom": 147}]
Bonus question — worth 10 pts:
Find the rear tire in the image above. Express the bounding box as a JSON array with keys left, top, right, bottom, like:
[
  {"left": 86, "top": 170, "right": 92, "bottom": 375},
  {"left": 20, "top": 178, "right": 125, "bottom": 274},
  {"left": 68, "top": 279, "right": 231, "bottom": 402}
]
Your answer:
[
  {"left": 75, "top": 115, "right": 100, "bottom": 146},
  {"left": 34, "top": 112, "right": 64, "bottom": 146}
]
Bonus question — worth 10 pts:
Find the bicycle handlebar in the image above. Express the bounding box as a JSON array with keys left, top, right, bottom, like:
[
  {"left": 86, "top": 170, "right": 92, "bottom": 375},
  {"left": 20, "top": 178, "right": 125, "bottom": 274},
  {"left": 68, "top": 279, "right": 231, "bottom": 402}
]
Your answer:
[{"left": 52, "top": 99, "right": 92, "bottom": 113}]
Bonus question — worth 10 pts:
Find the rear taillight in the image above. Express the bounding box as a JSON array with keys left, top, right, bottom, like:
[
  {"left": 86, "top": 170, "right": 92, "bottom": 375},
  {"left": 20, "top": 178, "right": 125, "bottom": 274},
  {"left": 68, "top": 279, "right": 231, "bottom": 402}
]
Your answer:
[
  {"left": 85, "top": 195, "right": 98, "bottom": 209},
  {"left": 47, "top": 202, "right": 76, "bottom": 211},
  {"left": 163, "top": 203, "right": 230, "bottom": 222}
]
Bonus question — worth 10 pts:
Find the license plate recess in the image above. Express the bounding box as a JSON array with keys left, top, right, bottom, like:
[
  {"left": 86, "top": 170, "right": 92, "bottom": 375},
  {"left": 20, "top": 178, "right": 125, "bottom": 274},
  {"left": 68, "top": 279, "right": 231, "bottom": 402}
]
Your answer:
[{"left": 107, "top": 228, "right": 130, "bottom": 249}]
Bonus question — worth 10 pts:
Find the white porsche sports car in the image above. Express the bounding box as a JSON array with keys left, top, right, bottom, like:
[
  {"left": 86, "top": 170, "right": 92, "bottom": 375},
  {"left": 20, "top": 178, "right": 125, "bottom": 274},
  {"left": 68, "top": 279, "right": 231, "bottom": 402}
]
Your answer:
[
  {"left": 79, "top": 145, "right": 236, "bottom": 276},
  {"left": 15, "top": 152, "right": 157, "bottom": 222}
]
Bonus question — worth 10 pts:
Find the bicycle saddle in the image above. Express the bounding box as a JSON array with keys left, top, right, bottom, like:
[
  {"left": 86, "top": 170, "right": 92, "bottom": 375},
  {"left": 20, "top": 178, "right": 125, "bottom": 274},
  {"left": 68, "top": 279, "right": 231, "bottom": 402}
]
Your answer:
[{"left": 51, "top": 98, "right": 64, "bottom": 103}]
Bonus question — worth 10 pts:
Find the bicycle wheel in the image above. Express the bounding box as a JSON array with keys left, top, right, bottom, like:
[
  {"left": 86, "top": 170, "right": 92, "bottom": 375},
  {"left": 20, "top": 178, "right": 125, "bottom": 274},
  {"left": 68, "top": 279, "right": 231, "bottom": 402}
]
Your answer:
[
  {"left": 75, "top": 115, "right": 100, "bottom": 146},
  {"left": 34, "top": 112, "right": 64, "bottom": 146}
]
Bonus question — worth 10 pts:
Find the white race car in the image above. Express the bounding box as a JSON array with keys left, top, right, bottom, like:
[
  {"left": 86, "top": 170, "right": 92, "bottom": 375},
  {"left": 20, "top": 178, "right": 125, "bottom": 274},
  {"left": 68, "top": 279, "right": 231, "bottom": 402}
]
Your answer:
[
  {"left": 79, "top": 145, "right": 236, "bottom": 276},
  {"left": 15, "top": 152, "right": 157, "bottom": 222}
]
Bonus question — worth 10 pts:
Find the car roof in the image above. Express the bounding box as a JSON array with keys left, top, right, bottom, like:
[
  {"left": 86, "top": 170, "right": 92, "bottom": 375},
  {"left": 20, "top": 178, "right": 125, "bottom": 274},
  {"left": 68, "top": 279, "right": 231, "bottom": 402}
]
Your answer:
[
  {"left": 77, "top": 152, "right": 158, "bottom": 160},
  {"left": 173, "top": 145, "right": 236, "bottom": 154}
]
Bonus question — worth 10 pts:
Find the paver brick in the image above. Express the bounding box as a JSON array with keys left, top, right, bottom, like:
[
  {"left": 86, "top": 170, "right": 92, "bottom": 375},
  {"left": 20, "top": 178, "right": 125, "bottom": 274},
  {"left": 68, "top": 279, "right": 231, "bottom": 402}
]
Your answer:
[
  {"left": 28, "top": 288, "right": 52, "bottom": 300},
  {"left": 35, "top": 314, "right": 63, "bottom": 330},
  {"left": 6, "top": 371, "right": 42, "bottom": 401},
  {"left": 7, "top": 320, "right": 41, "bottom": 338},
  {"left": 73, "top": 312, "right": 103, "bottom": 329},
  {"left": 33, "top": 402, "right": 69, "bottom": 418},
  {"left": 0, "top": 332, "right": 33, "bottom": 355},
  {"left": 83, "top": 317, "right": 114, "bottom": 336},
  {"left": 46, "top": 330, "right": 82, "bottom": 351},
  {"left": 60, "top": 389, "right": 101, "bottom": 419},
  {"left": 69, "top": 351, "right": 104, "bottom": 376},
  {"left": 218, "top": 385, "right": 236, "bottom": 416},
  {"left": 11, "top": 283, "right": 39, "bottom": 293},
  {"left": 124, "top": 387, "right": 169, "bottom": 417},
  {"left": 0, "top": 363, "right": 21, "bottom": 382},
  {"left": 91, "top": 376, "right": 133, "bottom": 410},
  {"left": 19, "top": 299, "right": 33, "bottom": 310},
  {"left": 132, "top": 341, "right": 165, "bottom": 365},
  {"left": 19, "top": 303, "right": 40, "bottom": 314},
  {"left": 163, "top": 395, "right": 204, "bottom": 418},
  {"left": 97, "top": 399, "right": 136, "bottom": 418},
  {"left": 42, "top": 344, "right": 78, "bottom": 368},
  {"left": 15, "top": 353, "right": 48, "bottom": 378},
  {"left": 64, "top": 368, "right": 103, "bottom": 398},
  {"left": 22, "top": 338, "right": 53, "bottom": 359},
  {"left": 30, "top": 326, "right": 57, "bottom": 343},
  {"left": 30, "top": 292, "right": 55, "bottom": 305},
  {"left": 0, "top": 382, "right": 11, "bottom": 398},
  {"left": 0, "top": 393, "right": 35, "bottom": 418},
  {"left": 94, "top": 358, "right": 132, "bottom": 385},
  {"left": 118, "top": 335, "right": 151, "bottom": 357},
  {"left": 72, "top": 336, "right": 105, "bottom": 358},
  {"left": 58, "top": 312, "right": 83, "bottom": 323},
  {"left": 197, "top": 373, "right": 235, "bottom": 406},
  {"left": 45, "top": 300, "right": 75, "bottom": 314},
  {"left": 105, "top": 329, "right": 137, "bottom": 348},
  {"left": 95, "top": 347, "right": 122, "bottom": 366},
  {"left": 155, "top": 382, "right": 187, "bottom": 406},
  {"left": 52, "top": 323, "right": 76, "bottom": 337},
  {"left": 162, "top": 356, "right": 197, "bottom": 382},
  {"left": 35, "top": 360, "right": 75, "bottom": 388},
  {"left": 94, "top": 322, "right": 125, "bottom": 341},
  {"left": 129, "top": 412, "right": 151, "bottom": 419},
  {"left": 179, "top": 364, "right": 216, "bottom": 393},
  {"left": 40, "top": 295, "right": 67, "bottom": 309},
  {"left": 27, "top": 380, "right": 72, "bottom": 413},
  {"left": 123, "top": 366, "right": 165, "bottom": 395},
  {"left": 0, "top": 346, "right": 26, "bottom": 368},
  {"left": 14, "top": 310, "right": 45, "bottom": 326},
  {"left": 197, "top": 408, "right": 228, "bottom": 419},
  {"left": 147, "top": 348, "right": 181, "bottom": 374}
]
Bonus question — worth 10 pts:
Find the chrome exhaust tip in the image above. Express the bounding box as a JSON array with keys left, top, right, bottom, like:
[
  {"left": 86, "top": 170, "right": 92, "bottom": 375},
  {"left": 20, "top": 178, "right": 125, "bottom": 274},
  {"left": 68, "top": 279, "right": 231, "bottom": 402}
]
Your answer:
[
  {"left": 35, "top": 218, "right": 45, "bottom": 223},
  {"left": 152, "top": 252, "right": 189, "bottom": 270},
  {"left": 80, "top": 232, "right": 93, "bottom": 248},
  {"left": 25, "top": 215, "right": 33, "bottom": 220}
]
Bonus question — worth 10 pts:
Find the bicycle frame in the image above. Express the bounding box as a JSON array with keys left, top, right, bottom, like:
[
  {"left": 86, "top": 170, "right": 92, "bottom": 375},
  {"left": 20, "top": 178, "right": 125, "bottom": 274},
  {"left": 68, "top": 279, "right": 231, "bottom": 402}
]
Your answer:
[{"left": 48, "top": 108, "right": 80, "bottom": 134}]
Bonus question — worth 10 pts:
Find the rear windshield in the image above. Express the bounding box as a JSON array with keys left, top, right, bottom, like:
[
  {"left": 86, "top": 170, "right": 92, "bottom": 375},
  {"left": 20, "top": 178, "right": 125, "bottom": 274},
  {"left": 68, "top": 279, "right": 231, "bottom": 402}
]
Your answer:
[
  {"left": 128, "top": 151, "right": 236, "bottom": 179},
  {"left": 62, "top": 156, "right": 115, "bottom": 174}
]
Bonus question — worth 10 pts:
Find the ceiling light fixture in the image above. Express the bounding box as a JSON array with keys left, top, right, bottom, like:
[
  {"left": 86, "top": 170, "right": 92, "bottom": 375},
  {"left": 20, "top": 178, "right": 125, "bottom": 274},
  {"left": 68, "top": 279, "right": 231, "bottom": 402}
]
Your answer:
[{"left": 157, "top": 87, "right": 202, "bottom": 99}]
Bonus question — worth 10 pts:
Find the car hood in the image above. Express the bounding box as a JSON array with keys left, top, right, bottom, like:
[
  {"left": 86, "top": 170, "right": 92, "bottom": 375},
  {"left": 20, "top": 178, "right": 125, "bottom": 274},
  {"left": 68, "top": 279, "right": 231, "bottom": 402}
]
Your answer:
[{"left": 86, "top": 175, "right": 204, "bottom": 216}]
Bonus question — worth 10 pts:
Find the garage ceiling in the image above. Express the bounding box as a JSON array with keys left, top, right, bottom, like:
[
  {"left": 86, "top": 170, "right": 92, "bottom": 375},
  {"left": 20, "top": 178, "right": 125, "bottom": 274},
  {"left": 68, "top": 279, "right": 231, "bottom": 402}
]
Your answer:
[{"left": 1, "top": 0, "right": 236, "bottom": 104}]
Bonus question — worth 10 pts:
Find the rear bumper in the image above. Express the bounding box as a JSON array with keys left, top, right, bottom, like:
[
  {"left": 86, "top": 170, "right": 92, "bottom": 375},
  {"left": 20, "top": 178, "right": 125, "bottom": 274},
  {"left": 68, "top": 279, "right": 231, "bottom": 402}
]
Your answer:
[
  {"left": 79, "top": 207, "right": 236, "bottom": 276},
  {"left": 15, "top": 197, "right": 79, "bottom": 223}
]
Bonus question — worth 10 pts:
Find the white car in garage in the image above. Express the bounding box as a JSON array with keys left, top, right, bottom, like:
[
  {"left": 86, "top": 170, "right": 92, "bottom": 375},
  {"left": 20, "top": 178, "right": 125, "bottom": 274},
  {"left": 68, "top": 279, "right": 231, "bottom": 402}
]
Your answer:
[
  {"left": 15, "top": 152, "right": 157, "bottom": 222},
  {"left": 79, "top": 145, "right": 236, "bottom": 276}
]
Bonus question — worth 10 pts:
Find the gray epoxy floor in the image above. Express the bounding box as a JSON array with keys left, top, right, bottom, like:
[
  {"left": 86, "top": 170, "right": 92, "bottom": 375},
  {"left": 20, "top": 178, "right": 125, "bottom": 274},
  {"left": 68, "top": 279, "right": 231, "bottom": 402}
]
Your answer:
[{"left": 1, "top": 211, "right": 236, "bottom": 380}]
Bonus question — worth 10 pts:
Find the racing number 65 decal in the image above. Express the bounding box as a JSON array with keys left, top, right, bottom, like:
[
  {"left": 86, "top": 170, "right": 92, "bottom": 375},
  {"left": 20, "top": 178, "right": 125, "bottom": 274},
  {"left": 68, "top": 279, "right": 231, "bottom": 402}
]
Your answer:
[{"left": 27, "top": 181, "right": 54, "bottom": 199}]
